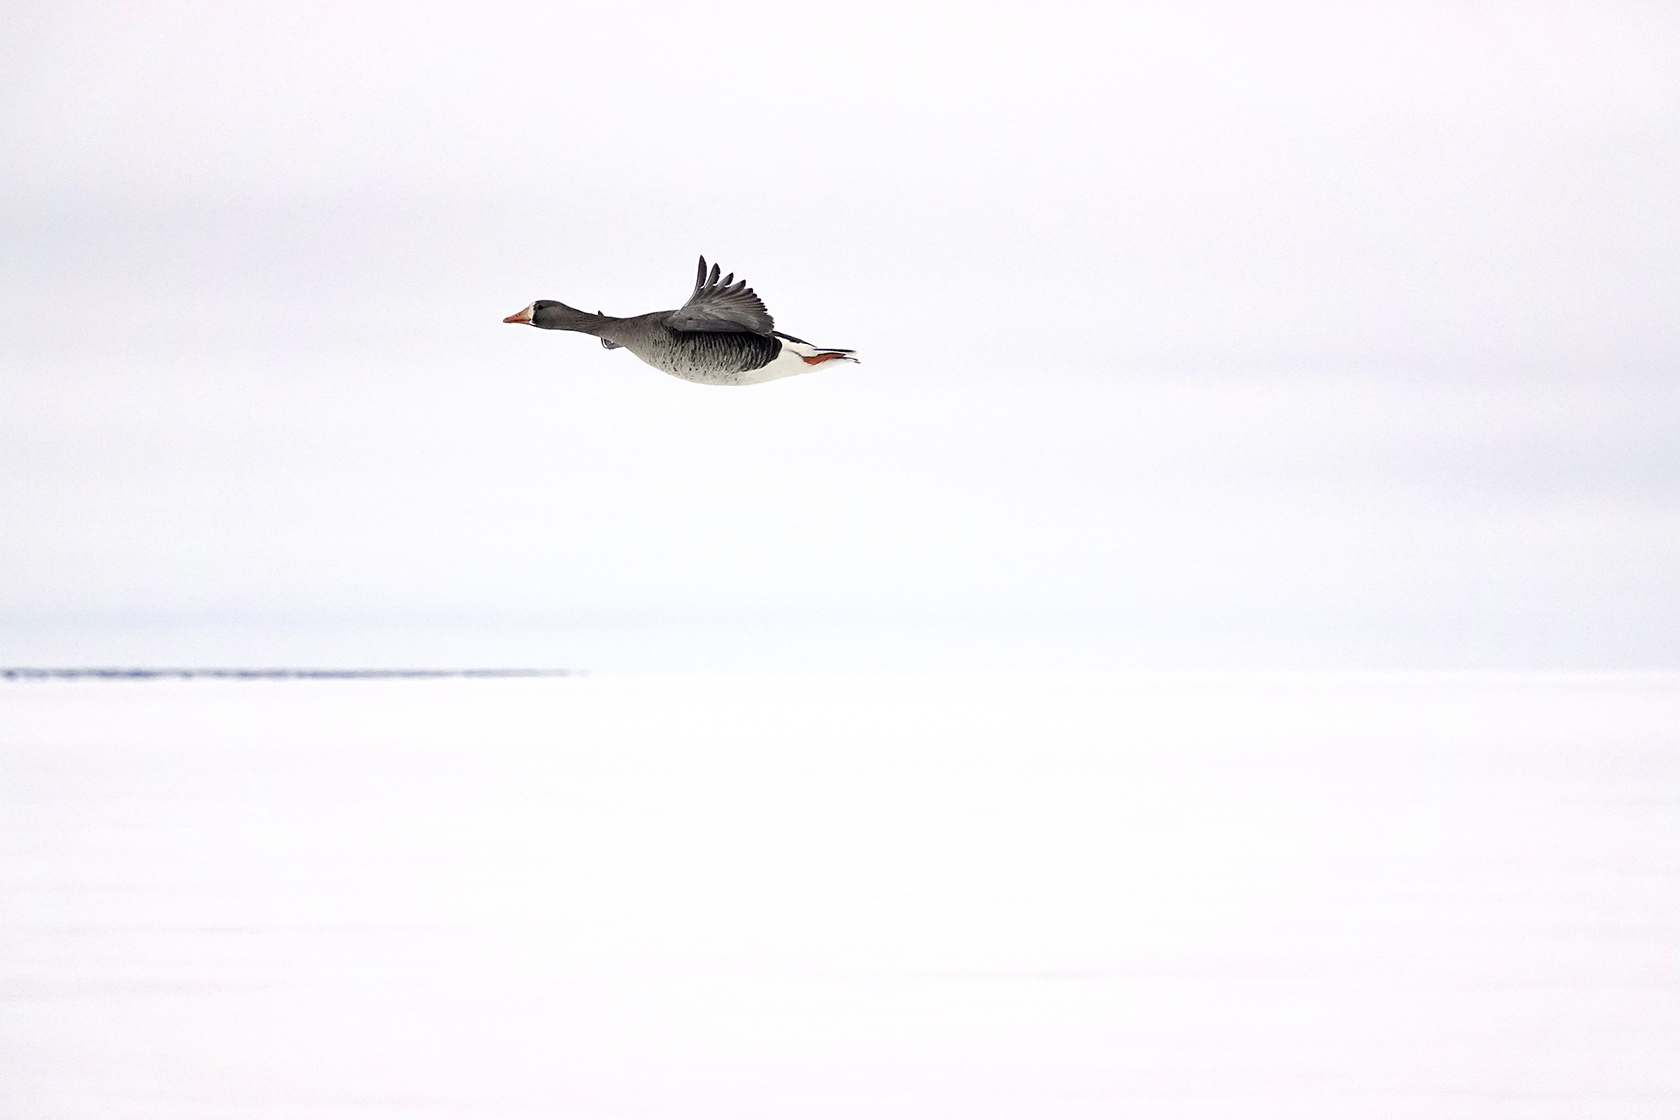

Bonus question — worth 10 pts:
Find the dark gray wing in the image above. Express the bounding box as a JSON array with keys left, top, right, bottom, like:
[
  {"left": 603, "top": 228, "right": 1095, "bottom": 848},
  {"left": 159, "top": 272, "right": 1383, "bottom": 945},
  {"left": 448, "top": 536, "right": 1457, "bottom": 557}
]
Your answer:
[{"left": 663, "top": 256, "right": 775, "bottom": 335}]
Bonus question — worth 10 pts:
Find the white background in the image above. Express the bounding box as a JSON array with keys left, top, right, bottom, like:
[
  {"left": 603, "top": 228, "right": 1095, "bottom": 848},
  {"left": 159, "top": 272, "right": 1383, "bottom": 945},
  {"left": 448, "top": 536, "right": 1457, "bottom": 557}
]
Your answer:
[
  {"left": 6, "top": 9, "right": 1680, "bottom": 1113},
  {"left": 5, "top": 674, "right": 1678, "bottom": 1118}
]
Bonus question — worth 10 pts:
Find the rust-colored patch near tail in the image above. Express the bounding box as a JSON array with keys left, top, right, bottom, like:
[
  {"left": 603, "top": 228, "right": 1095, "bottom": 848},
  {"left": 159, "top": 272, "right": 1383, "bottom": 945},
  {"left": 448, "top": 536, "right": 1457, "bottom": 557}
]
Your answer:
[{"left": 800, "top": 352, "right": 847, "bottom": 366}]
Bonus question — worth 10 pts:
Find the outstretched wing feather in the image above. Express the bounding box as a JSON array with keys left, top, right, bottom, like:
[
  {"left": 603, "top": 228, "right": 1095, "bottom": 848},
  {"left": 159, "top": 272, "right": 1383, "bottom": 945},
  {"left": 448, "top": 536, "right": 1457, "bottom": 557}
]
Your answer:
[{"left": 665, "top": 255, "right": 775, "bottom": 335}]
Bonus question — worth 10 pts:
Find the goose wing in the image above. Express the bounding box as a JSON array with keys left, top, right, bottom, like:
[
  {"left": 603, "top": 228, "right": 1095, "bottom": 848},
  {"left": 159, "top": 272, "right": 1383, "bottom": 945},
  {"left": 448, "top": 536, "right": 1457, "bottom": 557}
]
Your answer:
[{"left": 663, "top": 256, "right": 775, "bottom": 335}]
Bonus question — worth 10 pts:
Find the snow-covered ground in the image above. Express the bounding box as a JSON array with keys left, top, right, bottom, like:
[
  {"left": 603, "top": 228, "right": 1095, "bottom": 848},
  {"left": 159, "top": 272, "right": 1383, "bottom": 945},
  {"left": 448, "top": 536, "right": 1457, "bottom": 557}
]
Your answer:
[{"left": 3, "top": 673, "right": 1677, "bottom": 1118}]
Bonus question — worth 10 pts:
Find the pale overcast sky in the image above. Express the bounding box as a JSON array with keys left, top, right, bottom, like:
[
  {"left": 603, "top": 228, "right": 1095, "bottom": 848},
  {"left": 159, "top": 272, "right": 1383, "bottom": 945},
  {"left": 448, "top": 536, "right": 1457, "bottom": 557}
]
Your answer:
[{"left": 2, "top": 0, "right": 1676, "bottom": 669}]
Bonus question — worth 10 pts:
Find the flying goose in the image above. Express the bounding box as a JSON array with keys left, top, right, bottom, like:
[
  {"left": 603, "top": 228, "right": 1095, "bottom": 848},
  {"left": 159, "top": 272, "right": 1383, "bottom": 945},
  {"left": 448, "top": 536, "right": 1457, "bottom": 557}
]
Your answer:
[{"left": 503, "top": 257, "right": 857, "bottom": 386}]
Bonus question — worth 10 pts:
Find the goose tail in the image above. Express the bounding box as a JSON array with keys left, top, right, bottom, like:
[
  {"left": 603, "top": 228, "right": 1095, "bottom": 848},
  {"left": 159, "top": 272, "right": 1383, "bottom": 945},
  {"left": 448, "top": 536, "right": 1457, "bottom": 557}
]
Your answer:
[{"left": 774, "top": 332, "right": 859, "bottom": 366}]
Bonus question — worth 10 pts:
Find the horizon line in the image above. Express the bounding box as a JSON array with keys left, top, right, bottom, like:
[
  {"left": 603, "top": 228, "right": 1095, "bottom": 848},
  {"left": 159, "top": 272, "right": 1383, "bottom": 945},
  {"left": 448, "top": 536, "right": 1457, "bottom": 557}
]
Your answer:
[{"left": 0, "top": 668, "right": 581, "bottom": 681}]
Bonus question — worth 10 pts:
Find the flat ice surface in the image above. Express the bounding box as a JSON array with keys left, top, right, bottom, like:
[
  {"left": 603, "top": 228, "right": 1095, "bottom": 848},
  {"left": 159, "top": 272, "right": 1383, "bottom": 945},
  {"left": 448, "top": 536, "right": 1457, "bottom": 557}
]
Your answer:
[{"left": 3, "top": 673, "right": 1677, "bottom": 1118}]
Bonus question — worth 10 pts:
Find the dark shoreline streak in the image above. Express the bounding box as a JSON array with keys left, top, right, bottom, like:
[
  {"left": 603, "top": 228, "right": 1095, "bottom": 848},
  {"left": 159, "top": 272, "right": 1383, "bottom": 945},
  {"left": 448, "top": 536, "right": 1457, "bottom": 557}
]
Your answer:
[{"left": 1, "top": 668, "right": 579, "bottom": 681}]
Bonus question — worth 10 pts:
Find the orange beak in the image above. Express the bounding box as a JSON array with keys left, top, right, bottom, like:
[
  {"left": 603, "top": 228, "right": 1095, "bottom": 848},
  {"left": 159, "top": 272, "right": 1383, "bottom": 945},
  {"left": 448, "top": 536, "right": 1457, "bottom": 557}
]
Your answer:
[{"left": 503, "top": 305, "right": 534, "bottom": 324}]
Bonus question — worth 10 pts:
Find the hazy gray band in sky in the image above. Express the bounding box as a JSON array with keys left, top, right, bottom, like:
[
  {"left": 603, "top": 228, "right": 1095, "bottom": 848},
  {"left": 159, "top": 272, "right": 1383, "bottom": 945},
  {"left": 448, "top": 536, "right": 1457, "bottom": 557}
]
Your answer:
[{"left": 3, "top": 2, "right": 1676, "bottom": 669}]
